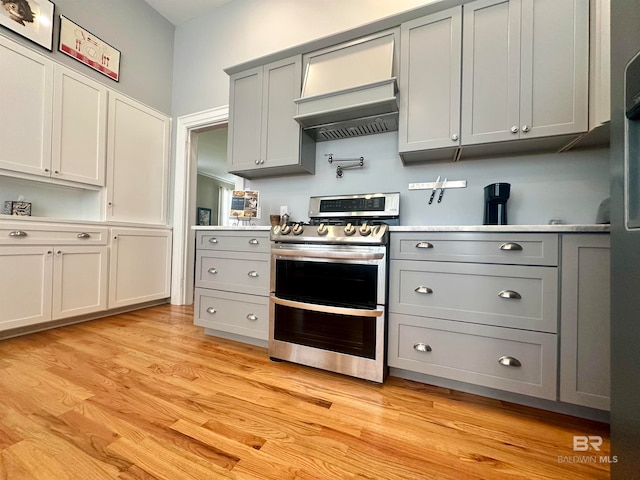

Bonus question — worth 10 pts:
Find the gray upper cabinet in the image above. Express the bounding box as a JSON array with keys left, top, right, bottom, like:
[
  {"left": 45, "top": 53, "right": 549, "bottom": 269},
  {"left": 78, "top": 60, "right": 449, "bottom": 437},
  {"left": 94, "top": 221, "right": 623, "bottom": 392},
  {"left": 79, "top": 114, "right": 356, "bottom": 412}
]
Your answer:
[
  {"left": 461, "top": 0, "right": 589, "bottom": 146},
  {"left": 398, "top": 7, "right": 462, "bottom": 161},
  {"left": 227, "top": 55, "right": 315, "bottom": 178}
]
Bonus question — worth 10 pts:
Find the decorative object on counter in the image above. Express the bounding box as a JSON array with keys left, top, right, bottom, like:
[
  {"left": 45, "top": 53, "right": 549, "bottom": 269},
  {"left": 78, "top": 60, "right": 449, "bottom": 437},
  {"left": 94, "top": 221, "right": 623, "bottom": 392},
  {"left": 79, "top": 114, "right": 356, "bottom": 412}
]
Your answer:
[
  {"left": 269, "top": 214, "right": 281, "bottom": 226},
  {"left": 596, "top": 197, "right": 610, "bottom": 224},
  {"left": 58, "top": 15, "right": 121, "bottom": 81},
  {"left": 196, "top": 207, "right": 212, "bottom": 226},
  {"left": 280, "top": 213, "right": 290, "bottom": 226},
  {"left": 483, "top": 183, "right": 511, "bottom": 225},
  {"left": 230, "top": 190, "right": 259, "bottom": 221},
  {"left": 326, "top": 153, "right": 364, "bottom": 178},
  {"left": 0, "top": 0, "right": 54, "bottom": 50},
  {"left": 548, "top": 218, "right": 564, "bottom": 225},
  {"left": 3, "top": 199, "right": 31, "bottom": 216}
]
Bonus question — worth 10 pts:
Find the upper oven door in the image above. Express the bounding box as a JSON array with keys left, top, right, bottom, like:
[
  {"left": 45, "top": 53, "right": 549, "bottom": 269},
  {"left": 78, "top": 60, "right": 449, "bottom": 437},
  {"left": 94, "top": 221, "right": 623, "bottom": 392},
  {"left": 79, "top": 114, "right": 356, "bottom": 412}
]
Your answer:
[{"left": 271, "top": 243, "right": 387, "bottom": 309}]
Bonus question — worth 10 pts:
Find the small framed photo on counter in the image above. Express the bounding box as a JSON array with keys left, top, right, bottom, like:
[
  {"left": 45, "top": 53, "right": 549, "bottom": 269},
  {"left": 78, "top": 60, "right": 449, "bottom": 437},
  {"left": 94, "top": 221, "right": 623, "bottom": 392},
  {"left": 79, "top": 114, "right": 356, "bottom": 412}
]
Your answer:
[{"left": 197, "top": 207, "right": 212, "bottom": 226}]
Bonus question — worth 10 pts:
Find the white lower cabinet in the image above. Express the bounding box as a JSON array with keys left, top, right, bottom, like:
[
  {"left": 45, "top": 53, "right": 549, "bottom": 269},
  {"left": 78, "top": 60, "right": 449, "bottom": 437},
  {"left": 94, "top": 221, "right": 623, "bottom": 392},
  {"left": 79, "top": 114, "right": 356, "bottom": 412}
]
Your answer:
[
  {"left": 388, "top": 232, "right": 560, "bottom": 400},
  {"left": 108, "top": 228, "right": 172, "bottom": 309},
  {"left": 193, "top": 230, "right": 270, "bottom": 341},
  {"left": 0, "top": 225, "right": 109, "bottom": 331},
  {"left": 560, "top": 234, "right": 611, "bottom": 410}
]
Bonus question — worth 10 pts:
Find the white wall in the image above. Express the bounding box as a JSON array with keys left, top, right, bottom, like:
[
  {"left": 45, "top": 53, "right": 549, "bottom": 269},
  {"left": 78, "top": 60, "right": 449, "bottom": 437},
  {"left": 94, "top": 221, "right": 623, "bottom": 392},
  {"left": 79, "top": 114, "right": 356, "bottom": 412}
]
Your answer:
[{"left": 172, "top": 0, "right": 610, "bottom": 227}]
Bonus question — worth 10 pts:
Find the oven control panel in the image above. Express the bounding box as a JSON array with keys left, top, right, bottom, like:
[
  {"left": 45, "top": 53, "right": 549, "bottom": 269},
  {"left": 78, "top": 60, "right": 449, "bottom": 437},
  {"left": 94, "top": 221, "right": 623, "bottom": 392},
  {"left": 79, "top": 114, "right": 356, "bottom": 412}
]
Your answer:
[{"left": 271, "top": 223, "right": 388, "bottom": 244}]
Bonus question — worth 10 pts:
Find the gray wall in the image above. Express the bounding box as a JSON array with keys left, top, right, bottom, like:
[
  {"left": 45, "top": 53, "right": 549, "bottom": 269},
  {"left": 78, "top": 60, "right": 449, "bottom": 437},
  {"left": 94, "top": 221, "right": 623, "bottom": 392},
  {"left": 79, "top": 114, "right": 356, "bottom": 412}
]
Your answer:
[
  {"left": 1, "top": 0, "right": 174, "bottom": 114},
  {"left": 172, "top": 0, "right": 610, "bottom": 227}
]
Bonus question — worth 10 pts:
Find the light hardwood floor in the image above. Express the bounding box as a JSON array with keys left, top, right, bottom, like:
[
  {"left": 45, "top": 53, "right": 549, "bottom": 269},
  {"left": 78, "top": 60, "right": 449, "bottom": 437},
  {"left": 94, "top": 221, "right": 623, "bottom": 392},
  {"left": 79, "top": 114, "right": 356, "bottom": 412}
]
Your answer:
[{"left": 0, "top": 304, "right": 609, "bottom": 479}]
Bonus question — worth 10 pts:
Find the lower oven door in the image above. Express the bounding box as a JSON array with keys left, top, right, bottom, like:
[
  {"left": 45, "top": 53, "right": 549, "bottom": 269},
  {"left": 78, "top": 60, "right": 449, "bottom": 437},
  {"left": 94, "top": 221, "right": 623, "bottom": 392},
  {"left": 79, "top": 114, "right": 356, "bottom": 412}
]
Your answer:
[{"left": 269, "top": 296, "right": 386, "bottom": 382}]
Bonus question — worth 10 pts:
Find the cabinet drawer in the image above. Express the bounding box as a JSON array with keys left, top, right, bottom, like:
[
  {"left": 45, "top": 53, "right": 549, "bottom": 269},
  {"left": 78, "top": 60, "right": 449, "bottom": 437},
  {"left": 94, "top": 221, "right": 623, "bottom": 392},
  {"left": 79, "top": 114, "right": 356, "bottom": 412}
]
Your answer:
[
  {"left": 390, "top": 260, "right": 557, "bottom": 332},
  {"left": 390, "top": 233, "right": 558, "bottom": 266},
  {"left": 196, "top": 231, "right": 270, "bottom": 253},
  {"left": 388, "top": 313, "right": 557, "bottom": 400},
  {"left": 195, "top": 251, "right": 269, "bottom": 296},
  {"left": 194, "top": 288, "right": 268, "bottom": 340},
  {"left": 0, "top": 225, "right": 109, "bottom": 245}
]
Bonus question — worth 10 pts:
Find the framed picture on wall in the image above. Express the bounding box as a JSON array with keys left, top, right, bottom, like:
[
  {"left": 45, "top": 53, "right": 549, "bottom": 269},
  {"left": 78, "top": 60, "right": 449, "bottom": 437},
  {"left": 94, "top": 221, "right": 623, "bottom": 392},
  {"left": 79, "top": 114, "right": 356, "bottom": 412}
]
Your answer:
[
  {"left": 197, "top": 207, "right": 212, "bottom": 226},
  {"left": 0, "top": 0, "right": 55, "bottom": 51}
]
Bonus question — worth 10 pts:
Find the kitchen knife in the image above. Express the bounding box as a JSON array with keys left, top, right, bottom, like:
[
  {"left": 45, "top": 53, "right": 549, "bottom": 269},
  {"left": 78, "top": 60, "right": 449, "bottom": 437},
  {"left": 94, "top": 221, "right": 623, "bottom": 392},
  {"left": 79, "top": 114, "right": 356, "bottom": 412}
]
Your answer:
[
  {"left": 437, "top": 178, "right": 447, "bottom": 203},
  {"left": 428, "top": 176, "right": 441, "bottom": 204}
]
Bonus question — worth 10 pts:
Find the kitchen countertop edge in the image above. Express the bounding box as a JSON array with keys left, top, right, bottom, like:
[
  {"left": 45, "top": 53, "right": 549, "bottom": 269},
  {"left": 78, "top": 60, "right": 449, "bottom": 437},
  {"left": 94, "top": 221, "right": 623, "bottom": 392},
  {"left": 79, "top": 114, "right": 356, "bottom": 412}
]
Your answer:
[{"left": 390, "top": 224, "right": 610, "bottom": 233}]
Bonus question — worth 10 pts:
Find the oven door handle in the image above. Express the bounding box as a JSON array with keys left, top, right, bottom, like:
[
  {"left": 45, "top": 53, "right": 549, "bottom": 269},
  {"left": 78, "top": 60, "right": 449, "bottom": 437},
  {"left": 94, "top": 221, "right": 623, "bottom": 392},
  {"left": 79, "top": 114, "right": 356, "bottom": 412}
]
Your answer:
[
  {"left": 270, "top": 294, "right": 384, "bottom": 317},
  {"left": 272, "top": 249, "right": 385, "bottom": 261}
]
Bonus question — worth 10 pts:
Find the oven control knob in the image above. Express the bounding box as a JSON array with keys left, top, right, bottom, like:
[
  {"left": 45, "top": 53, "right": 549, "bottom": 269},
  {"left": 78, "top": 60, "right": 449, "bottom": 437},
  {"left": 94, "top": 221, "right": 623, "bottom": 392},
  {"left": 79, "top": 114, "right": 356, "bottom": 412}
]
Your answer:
[
  {"left": 359, "top": 223, "right": 372, "bottom": 236},
  {"left": 317, "top": 223, "right": 328, "bottom": 236},
  {"left": 344, "top": 223, "right": 356, "bottom": 236},
  {"left": 272, "top": 225, "right": 281, "bottom": 235},
  {"left": 292, "top": 223, "right": 304, "bottom": 235},
  {"left": 280, "top": 224, "right": 291, "bottom": 235}
]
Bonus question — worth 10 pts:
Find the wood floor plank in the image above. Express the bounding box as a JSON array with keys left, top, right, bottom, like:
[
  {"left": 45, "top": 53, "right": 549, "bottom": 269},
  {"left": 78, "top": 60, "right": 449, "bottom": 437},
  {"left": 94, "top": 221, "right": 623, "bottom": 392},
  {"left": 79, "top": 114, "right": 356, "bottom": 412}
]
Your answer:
[{"left": 0, "top": 304, "right": 610, "bottom": 479}]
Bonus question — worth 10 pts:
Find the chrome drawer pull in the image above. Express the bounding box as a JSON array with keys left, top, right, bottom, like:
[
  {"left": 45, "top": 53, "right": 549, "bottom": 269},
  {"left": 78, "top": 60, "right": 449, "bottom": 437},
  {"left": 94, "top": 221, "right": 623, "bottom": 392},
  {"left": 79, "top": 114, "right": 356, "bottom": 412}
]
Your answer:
[
  {"left": 498, "top": 290, "right": 521, "bottom": 299},
  {"left": 208, "top": 238, "right": 218, "bottom": 244},
  {"left": 246, "top": 314, "right": 258, "bottom": 321},
  {"left": 206, "top": 307, "right": 216, "bottom": 314},
  {"left": 248, "top": 271, "right": 259, "bottom": 277},
  {"left": 415, "top": 286, "right": 433, "bottom": 294},
  {"left": 499, "top": 242, "right": 523, "bottom": 251},
  {"left": 207, "top": 268, "right": 218, "bottom": 274},
  {"left": 77, "top": 232, "right": 91, "bottom": 239},
  {"left": 415, "top": 241, "right": 434, "bottom": 249},
  {"left": 413, "top": 343, "right": 432, "bottom": 353},
  {"left": 248, "top": 238, "right": 259, "bottom": 245},
  {"left": 8, "top": 230, "right": 27, "bottom": 237},
  {"left": 498, "top": 356, "right": 521, "bottom": 367}
]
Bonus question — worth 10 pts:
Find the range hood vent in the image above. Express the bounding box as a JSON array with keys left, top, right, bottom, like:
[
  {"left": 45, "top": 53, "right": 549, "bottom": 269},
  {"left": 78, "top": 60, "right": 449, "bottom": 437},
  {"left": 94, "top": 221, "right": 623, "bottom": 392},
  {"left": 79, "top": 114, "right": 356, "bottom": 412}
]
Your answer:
[{"left": 294, "top": 29, "right": 399, "bottom": 141}]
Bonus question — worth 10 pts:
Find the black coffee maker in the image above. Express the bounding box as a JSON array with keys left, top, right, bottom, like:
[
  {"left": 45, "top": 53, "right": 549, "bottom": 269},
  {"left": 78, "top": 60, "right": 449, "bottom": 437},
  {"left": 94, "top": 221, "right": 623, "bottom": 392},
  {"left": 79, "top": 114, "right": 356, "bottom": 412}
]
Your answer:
[{"left": 483, "top": 183, "right": 510, "bottom": 225}]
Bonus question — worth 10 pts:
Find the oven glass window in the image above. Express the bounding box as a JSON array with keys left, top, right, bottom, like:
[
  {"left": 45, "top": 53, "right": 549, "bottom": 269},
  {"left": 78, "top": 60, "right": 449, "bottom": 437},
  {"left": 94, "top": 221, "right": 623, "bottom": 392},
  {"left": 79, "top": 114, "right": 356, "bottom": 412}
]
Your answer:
[
  {"left": 274, "top": 304, "right": 376, "bottom": 359},
  {"left": 275, "top": 259, "right": 377, "bottom": 309}
]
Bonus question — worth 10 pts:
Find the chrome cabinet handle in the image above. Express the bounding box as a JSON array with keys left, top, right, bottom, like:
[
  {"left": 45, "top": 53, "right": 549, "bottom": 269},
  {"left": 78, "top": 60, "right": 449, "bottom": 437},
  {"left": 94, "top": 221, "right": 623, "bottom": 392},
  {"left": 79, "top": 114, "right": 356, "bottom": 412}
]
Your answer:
[
  {"left": 510, "top": 126, "right": 519, "bottom": 133},
  {"left": 414, "top": 343, "right": 432, "bottom": 353},
  {"left": 522, "top": 124, "right": 530, "bottom": 133},
  {"left": 248, "top": 271, "right": 259, "bottom": 277},
  {"left": 207, "top": 268, "right": 218, "bottom": 274},
  {"left": 415, "top": 241, "right": 433, "bottom": 249},
  {"left": 415, "top": 286, "right": 433, "bottom": 294},
  {"left": 77, "top": 232, "right": 91, "bottom": 239},
  {"left": 499, "top": 242, "right": 523, "bottom": 251},
  {"left": 451, "top": 133, "right": 458, "bottom": 141},
  {"left": 498, "top": 356, "right": 521, "bottom": 367},
  {"left": 8, "top": 230, "right": 28, "bottom": 237},
  {"left": 248, "top": 238, "right": 259, "bottom": 245},
  {"left": 208, "top": 238, "right": 218, "bottom": 244},
  {"left": 255, "top": 159, "right": 260, "bottom": 165},
  {"left": 498, "top": 290, "right": 521, "bottom": 299},
  {"left": 246, "top": 314, "right": 258, "bottom": 321},
  {"left": 206, "top": 307, "right": 216, "bottom": 314}
]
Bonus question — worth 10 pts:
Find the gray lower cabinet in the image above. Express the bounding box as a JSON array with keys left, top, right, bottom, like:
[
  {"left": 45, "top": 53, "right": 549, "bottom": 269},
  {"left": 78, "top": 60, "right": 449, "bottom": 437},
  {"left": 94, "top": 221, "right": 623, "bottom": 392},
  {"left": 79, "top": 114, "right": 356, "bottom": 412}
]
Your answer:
[
  {"left": 560, "top": 234, "right": 610, "bottom": 410},
  {"left": 194, "top": 230, "right": 270, "bottom": 341},
  {"left": 388, "top": 232, "right": 560, "bottom": 400}
]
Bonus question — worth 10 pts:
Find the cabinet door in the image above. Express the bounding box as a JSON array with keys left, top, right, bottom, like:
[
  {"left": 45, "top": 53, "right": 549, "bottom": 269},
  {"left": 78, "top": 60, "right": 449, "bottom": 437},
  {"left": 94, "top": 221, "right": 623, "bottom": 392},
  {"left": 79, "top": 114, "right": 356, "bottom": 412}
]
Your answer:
[
  {"left": 560, "top": 235, "right": 610, "bottom": 410},
  {"left": 461, "top": 0, "right": 521, "bottom": 145},
  {"left": 109, "top": 228, "right": 171, "bottom": 309},
  {"left": 52, "top": 65, "right": 108, "bottom": 186},
  {"left": 399, "top": 7, "right": 462, "bottom": 153},
  {"left": 0, "top": 247, "right": 53, "bottom": 331},
  {"left": 261, "top": 56, "right": 302, "bottom": 169},
  {"left": 0, "top": 36, "right": 53, "bottom": 177},
  {"left": 52, "top": 246, "right": 108, "bottom": 320},
  {"left": 227, "top": 66, "right": 263, "bottom": 172},
  {"left": 519, "top": 0, "right": 588, "bottom": 139},
  {"left": 106, "top": 93, "right": 170, "bottom": 224}
]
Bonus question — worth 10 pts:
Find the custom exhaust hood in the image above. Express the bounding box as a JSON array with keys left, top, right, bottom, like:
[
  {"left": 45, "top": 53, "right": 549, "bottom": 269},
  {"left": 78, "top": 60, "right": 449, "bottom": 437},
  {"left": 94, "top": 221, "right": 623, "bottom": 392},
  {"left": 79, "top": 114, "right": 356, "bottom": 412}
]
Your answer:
[{"left": 294, "top": 29, "right": 399, "bottom": 142}]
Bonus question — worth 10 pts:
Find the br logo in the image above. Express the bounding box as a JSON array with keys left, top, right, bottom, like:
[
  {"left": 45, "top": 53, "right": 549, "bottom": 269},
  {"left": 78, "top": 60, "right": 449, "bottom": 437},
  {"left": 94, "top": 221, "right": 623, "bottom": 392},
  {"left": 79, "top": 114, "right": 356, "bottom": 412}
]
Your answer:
[{"left": 573, "top": 436, "right": 603, "bottom": 452}]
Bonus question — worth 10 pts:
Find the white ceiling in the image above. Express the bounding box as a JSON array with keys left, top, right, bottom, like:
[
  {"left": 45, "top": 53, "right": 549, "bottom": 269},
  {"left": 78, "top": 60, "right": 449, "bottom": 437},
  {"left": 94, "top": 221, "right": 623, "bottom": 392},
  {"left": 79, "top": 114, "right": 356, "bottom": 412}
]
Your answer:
[{"left": 144, "top": 0, "right": 233, "bottom": 26}]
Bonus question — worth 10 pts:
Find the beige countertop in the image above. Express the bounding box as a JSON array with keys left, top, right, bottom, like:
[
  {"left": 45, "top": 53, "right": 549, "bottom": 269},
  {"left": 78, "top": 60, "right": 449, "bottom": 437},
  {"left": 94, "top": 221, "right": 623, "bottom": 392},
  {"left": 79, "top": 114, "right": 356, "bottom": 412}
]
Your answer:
[{"left": 192, "top": 224, "right": 609, "bottom": 233}]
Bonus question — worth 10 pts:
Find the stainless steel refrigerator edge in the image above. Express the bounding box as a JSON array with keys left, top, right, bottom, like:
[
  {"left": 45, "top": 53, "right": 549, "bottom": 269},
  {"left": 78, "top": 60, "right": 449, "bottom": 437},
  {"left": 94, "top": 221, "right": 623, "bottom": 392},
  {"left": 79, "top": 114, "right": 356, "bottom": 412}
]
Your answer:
[{"left": 611, "top": 1, "right": 640, "bottom": 477}]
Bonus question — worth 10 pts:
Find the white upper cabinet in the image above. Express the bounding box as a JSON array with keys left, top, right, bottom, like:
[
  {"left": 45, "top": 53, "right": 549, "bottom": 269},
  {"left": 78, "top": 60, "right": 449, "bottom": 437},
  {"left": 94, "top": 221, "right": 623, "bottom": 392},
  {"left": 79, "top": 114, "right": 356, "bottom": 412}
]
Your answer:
[
  {"left": 0, "top": 36, "right": 53, "bottom": 177},
  {"left": 227, "top": 55, "right": 315, "bottom": 178},
  {"left": 461, "top": 0, "right": 589, "bottom": 145},
  {"left": 398, "top": 7, "right": 462, "bottom": 157},
  {"left": 52, "top": 65, "right": 108, "bottom": 186},
  {"left": 106, "top": 93, "right": 170, "bottom": 225}
]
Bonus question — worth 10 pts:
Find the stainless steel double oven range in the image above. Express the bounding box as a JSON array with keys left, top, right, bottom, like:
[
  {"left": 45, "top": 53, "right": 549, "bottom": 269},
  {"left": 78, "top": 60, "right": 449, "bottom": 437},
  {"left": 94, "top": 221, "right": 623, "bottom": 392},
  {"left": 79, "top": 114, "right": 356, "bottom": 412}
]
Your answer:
[{"left": 269, "top": 192, "right": 400, "bottom": 383}]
